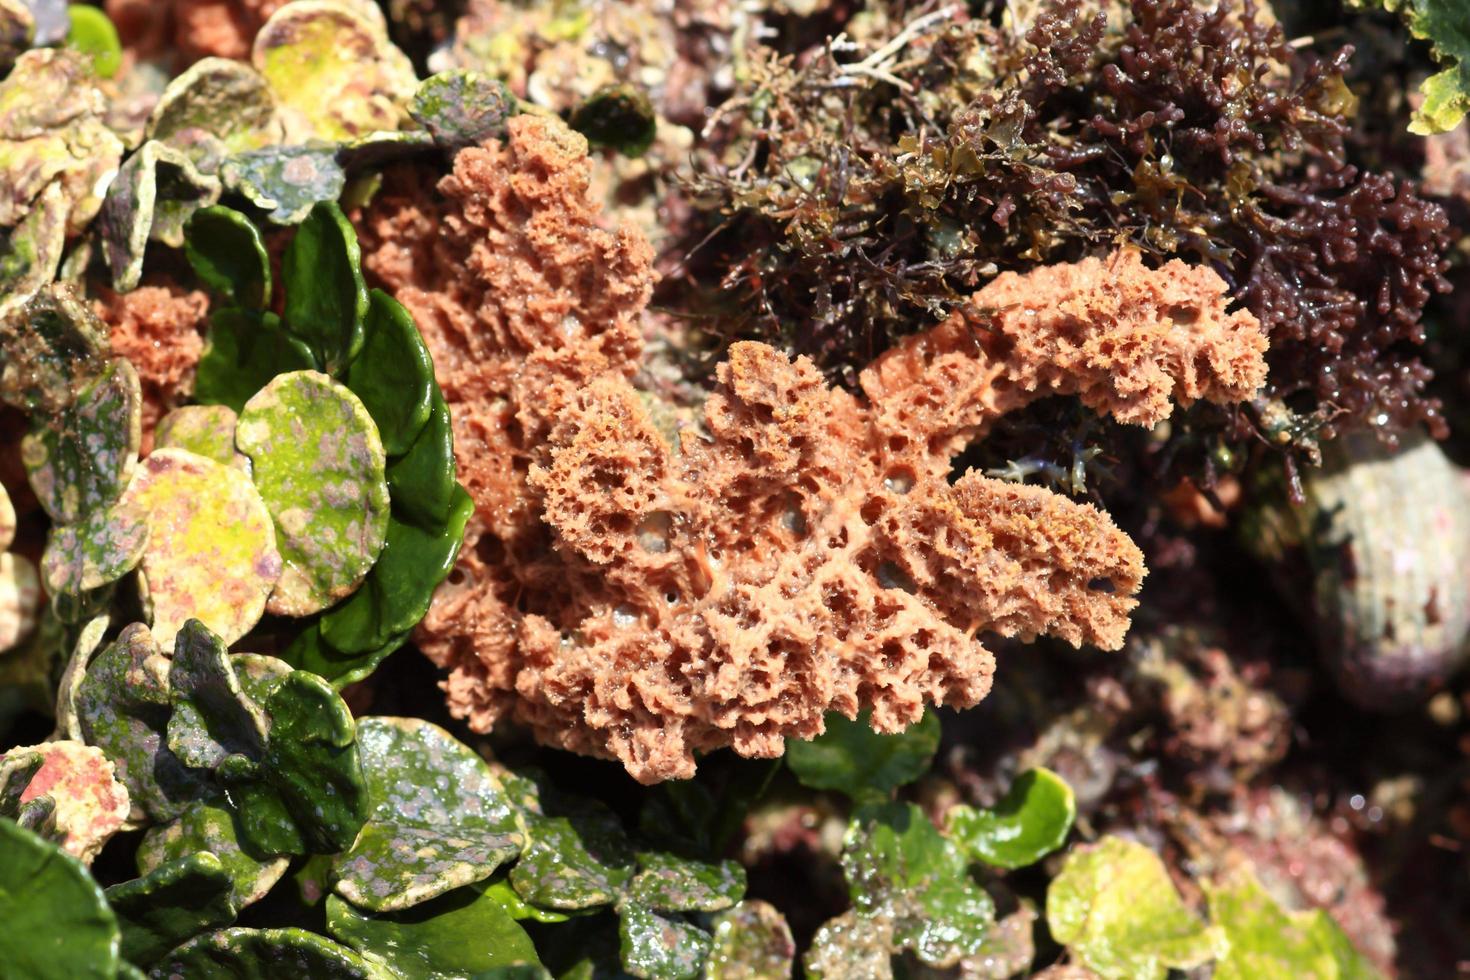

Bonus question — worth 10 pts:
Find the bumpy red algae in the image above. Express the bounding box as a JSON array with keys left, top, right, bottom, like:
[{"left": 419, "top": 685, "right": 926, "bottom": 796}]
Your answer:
[
  {"left": 108, "top": 0, "right": 287, "bottom": 64},
  {"left": 94, "top": 284, "right": 209, "bottom": 453},
  {"left": 361, "top": 116, "right": 1268, "bottom": 783}
]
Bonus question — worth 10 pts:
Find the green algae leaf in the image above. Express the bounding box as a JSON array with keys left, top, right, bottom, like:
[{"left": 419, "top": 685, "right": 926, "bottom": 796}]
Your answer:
[
  {"left": 348, "top": 289, "right": 433, "bottom": 455},
  {"left": 147, "top": 58, "right": 281, "bottom": 154},
  {"left": 220, "top": 144, "right": 347, "bottom": 225},
  {"left": 626, "top": 852, "right": 745, "bottom": 914},
  {"left": 53, "top": 614, "right": 110, "bottom": 742},
  {"left": 387, "top": 389, "right": 458, "bottom": 528},
  {"left": 0, "top": 816, "right": 120, "bottom": 980},
  {"left": 482, "top": 876, "right": 574, "bottom": 923},
  {"left": 1207, "top": 869, "right": 1383, "bottom": 980},
  {"left": 167, "top": 619, "right": 269, "bottom": 770},
  {"left": 252, "top": 0, "right": 416, "bottom": 143},
  {"left": 326, "top": 884, "right": 541, "bottom": 978},
  {"left": 236, "top": 370, "right": 389, "bottom": 617},
  {"left": 139, "top": 799, "right": 290, "bottom": 910},
  {"left": 195, "top": 309, "right": 319, "bottom": 413},
  {"left": 42, "top": 500, "right": 149, "bottom": 598},
  {"left": 946, "top": 767, "right": 1075, "bottom": 870},
  {"left": 509, "top": 800, "right": 637, "bottom": 912},
  {"left": 22, "top": 357, "right": 140, "bottom": 524},
  {"left": 570, "top": 84, "right": 657, "bottom": 158},
  {"left": 155, "top": 405, "right": 243, "bottom": 468},
  {"left": 409, "top": 70, "right": 517, "bottom": 150},
  {"left": 0, "top": 282, "right": 108, "bottom": 414},
  {"left": 185, "top": 206, "right": 272, "bottom": 309},
  {"left": 105, "top": 852, "right": 237, "bottom": 967},
  {"left": 333, "top": 717, "right": 523, "bottom": 913},
  {"left": 840, "top": 802, "right": 994, "bottom": 968},
  {"left": 281, "top": 202, "right": 368, "bottom": 372},
  {"left": 318, "top": 486, "right": 473, "bottom": 661},
  {"left": 98, "top": 140, "right": 222, "bottom": 292},
  {"left": 119, "top": 449, "right": 280, "bottom": 651},
  {"left": 77, "top": 623, "right": 206, "bottom": 823},
  {"left": 1368, "top": 0, "right": 1470, "bottom": 134},
  {"left": 150, "top": 927, "right": 389, "bottom": 979},
  {"left": 705, "top": 900, "right": 796, "bottom": 980},
  {"left": 1046, "top": 835, "right": 1224, "bottom": 980},
  {"left": 785, "top": 708, "right": 939, "bottom": 804},
  {"left": 0, "top": 182, "right": 68, "bottom": 320},
  {"left": 618, "top": 903, "right": 711, "bottom": 980},
  {"left": 64, "top": 5, "right": 120, "bottom": 78},
  {"left": 252, "top": 670, "right": 367, "bottom": 854}
]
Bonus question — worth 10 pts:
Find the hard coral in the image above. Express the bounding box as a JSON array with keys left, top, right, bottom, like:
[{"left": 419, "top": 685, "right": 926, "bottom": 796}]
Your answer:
[
  {"left": 363, "top": 117, "right": 1267, "bottom": 782},
  {"left": 94, "top": 283, "right": 209, "bottom": 452}
]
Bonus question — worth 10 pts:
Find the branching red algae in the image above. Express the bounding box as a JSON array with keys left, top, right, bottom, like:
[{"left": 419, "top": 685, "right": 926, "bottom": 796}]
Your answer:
[{"left": 359, "top": 115, "right": 1268, "bottom": 783}]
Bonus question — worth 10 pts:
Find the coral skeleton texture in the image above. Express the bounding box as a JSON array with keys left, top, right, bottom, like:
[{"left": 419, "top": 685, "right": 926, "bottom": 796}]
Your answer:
[
  {"left": 359, "top": 115, "right": 1269, "bottom": 783},
  {"left": 95, "top": 284, "right": 209, "bottom": 453}
]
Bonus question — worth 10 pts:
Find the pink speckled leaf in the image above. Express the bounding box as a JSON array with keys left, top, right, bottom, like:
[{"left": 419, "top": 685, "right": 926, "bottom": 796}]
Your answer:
[{"left": 0, "top": 740, "right": 130, "bottom": 864}]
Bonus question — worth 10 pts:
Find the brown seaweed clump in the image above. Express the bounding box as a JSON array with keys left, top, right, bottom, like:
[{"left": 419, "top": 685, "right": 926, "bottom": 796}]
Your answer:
[
  {"left": 94, "top": 284, "right": 208, "bottom": 452},
  {"left": 359, "top": 115, "right": 1268, "bottom": 783}
]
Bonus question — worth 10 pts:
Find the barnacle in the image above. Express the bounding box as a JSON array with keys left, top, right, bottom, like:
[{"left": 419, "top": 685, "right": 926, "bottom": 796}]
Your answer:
[{"left": 365, "top": 115, "right": 1268, "bottom": 783}]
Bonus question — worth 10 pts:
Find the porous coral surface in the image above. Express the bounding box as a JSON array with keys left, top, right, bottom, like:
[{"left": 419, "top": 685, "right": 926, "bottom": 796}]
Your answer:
[
  {"left": 360, "top": 115, "right": 1268, "bottom": 783},
  {"left": 94, "top": 283, "right": 208, "bottom": 453}
]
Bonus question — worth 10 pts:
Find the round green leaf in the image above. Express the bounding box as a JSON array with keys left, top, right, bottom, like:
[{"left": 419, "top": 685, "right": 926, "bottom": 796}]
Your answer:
[
  {"left": 64, "top": 6, "right": 121, "bottom": 78},
  {"left": 236, "top": 370, "right": 389, "bottom": 618},
  {"left": 785, "top": 708, "right": 940, "bottom": 803},
  {"left": 105, "top": 852, "right": 237, "bottom": 967},
  {"left": 98, "top": 140, "right": 221, "bottom": 291},
  {"left": 326, "top": 884, "right": 540, "bottom": 978},
  {"left": 155, "top": 405, "right": 244, "bottom": 469},
  {"left": 0, "top": 816, "right": 120, "bottom": 980},
  {"left": 145, "top": 57, "right": 281, "bottom": 153},
  {"left": 570, "top": 83, "right": 657, "bottom": 158},
  {"left": 167, "top": 619, "right": 269, "bottom": 770},
  {"left": 185, "top": 206, "right": 271, "bottom": 309},
  {"left": 281, "top": 201, "right": 367, "bottom": 373},
  {"left": 347, "top": 289, "right": 433, "bottom": 456},
  {"left": 627, "top": 852, "right": 745, "bottom": 914},
  {"left": 386, "top": 389, "right": 457, "bottom": 528},
  {"left": 138, "top": 799, "right": 290, "bottom": 910},
  {"left": 149, "top": 927, "right": 387, "bottom": 979},
  {"left": 333, "top": 717, "right": 523, "bottom": 913},
  {"left": 1046, "top": 835, "right": 1224, "bottom": 980},
  {"left": 1207, "top": 869, "right": 1383, "bottom": 980},
  {"left": 509, "top": 806, "right": 636, "bottom": 912},
  {"left": 42, "top": 501, "right": 148, "bottom": 597},
  {"left": 946, "top": 768, "right": 1075, "bottom": 870},
  {"left": 705, "top": 901, "right": 795, "bottom": 980},
  {"left": 618, "top": 903, "right": 711, "bottom": 980},
  {"left": 195, "top": 309, "right": 319, "bottom": 414},
  {"left": 219, "top": 145, "right": 347, "bottom": 226},
  {"left": 409, "top": 70, "right": 517, "bottom": 149},
  {"left": 22, "top": 357, "right": 140, "bottom": 524}
]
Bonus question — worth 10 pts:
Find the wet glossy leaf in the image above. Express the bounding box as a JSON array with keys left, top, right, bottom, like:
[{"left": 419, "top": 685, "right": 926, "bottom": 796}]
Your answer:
[
  {"left": 617, "top": 903, "right": 710, "bottom": 980},
  {"left": 167, "top": 619, "right": 269, "bottom": 770},
  {"left": 139, "top": 798, "right": 290, "bottom": 910},
  {"left": 0, "top": 740, "right": 129, "bottom": 863},
  {"left": 150, "top": 927, "right": 388, "bottom": 979},
  {"left": 118, "top": 449, "right": 281, "bottom": 650},
  {"left": 281, "top": 202, "right": 367, "bottom": 372},
  {"left": 220, "top": 144, "right": 347, "bottom": 225},
  {"left": 510, "top": 803, "right": 636, "bottom": 911},
  {"left": 946, "top": 768, "right": 1075, "bottom": 870},
  {"left": 43, "top": 501, "right": 148, "bottom": 598},
  {"left": 105, "top": 852, "right": 237, "bottom": 967},
  {"left": 348, "top": 289, "right": 433, "bottom": 455},
  {"left": 570, "top": 84, "right": 657, "bottom": 158},
  {"left": 1369, "top": 0, "right": 1470, "bottom": 134},
  {"left": 154, "top": 405, "right": 243, "bottom": 468},
  {"left": 327, "top": 883, "right": 540, "bottom": 977},
  {"left": 409, "top": 70, "right": 517, "bottom": 149},
  {"left": 0, "top": 282, "right": 108, "bottom": 413},
  {"left": 22, "top": 357, "right": 140, "bottom": 524},
  {"left": 253, "top": 0, "right": 416, "bottom": 142},
  {"left": 98, "top": 140, "right": 222, "bottom": 291},
  {"left": 185, "top": 206, "right": 272, "bottom": 309},
  {"left": 0, "top": 816, "right": 120, "bottom": 980},
  {"left": 251, "top": 670, "right": 367, "bottom": 854},
  {"left": 705, "top": 900, "right": 795, "bottom": 980},
  {"left": 1207, "top": 869, "right": 1383, "bottom": 980},
  {"left": 785, "top": 708, "right": 939, "bottom": 803},
  {"left": 334, "top": 717, "right": 523, "bottom": 912},
  {"left": 195, "top": 309, "right": 319, "bottom": 413},
  {"left": 77, "top": 624, "right": 205, "bottom": 822},
  {"left": 627, "top": 852, "right": 744, "bottom": 913},
  {"left": 840, "top": 803, "right": 994, "bottom": 968},
  {"left": 146, "top": 58, "right": 281, "bottom": 153},
  {"left": 483, "top": 876, "right": 574, "bottom": 923},
  {"left": 1046, "top": 835, "right": 1224, "bottom": 980},
  {"left": 317, "top": 486, "right": 473, "bottom": 663},
  {"left": 236, "top": 370, "right": 389, "bottom": 617},
  {"left": 387, "top": 389, "right": 458, "bottom": 528},
  {"left": 64, "top": 5, "right": 120, "bottom": 78}
]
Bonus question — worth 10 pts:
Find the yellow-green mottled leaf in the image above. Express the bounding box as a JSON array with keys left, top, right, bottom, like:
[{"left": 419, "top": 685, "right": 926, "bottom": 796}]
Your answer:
[
  {"left": 146, "top": 57, "right": 282, "bottom": 154},
  {"left": 705, "top": 900, "right": 795, "bottom": 980},
  {"left": 236, "top": 371, "right": 389, "bottom": 617},
  {"left": 1208, "top": 869, "right": 1383, "bottom": 980},
  {"left": 154, "top": 405, "right": 245, "bottom": 469},
  {"left": 118, "top": 448, "right": 281, "bottom": 651},
  {"left": 1046, "top": 836, "right": 1224, "bottom": 980},
  {"left": 64, "top": 5, "right": 121, "bottom": 79},
  {"left": 42, "top": 501, "right": 149, "bottom": 598}
]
